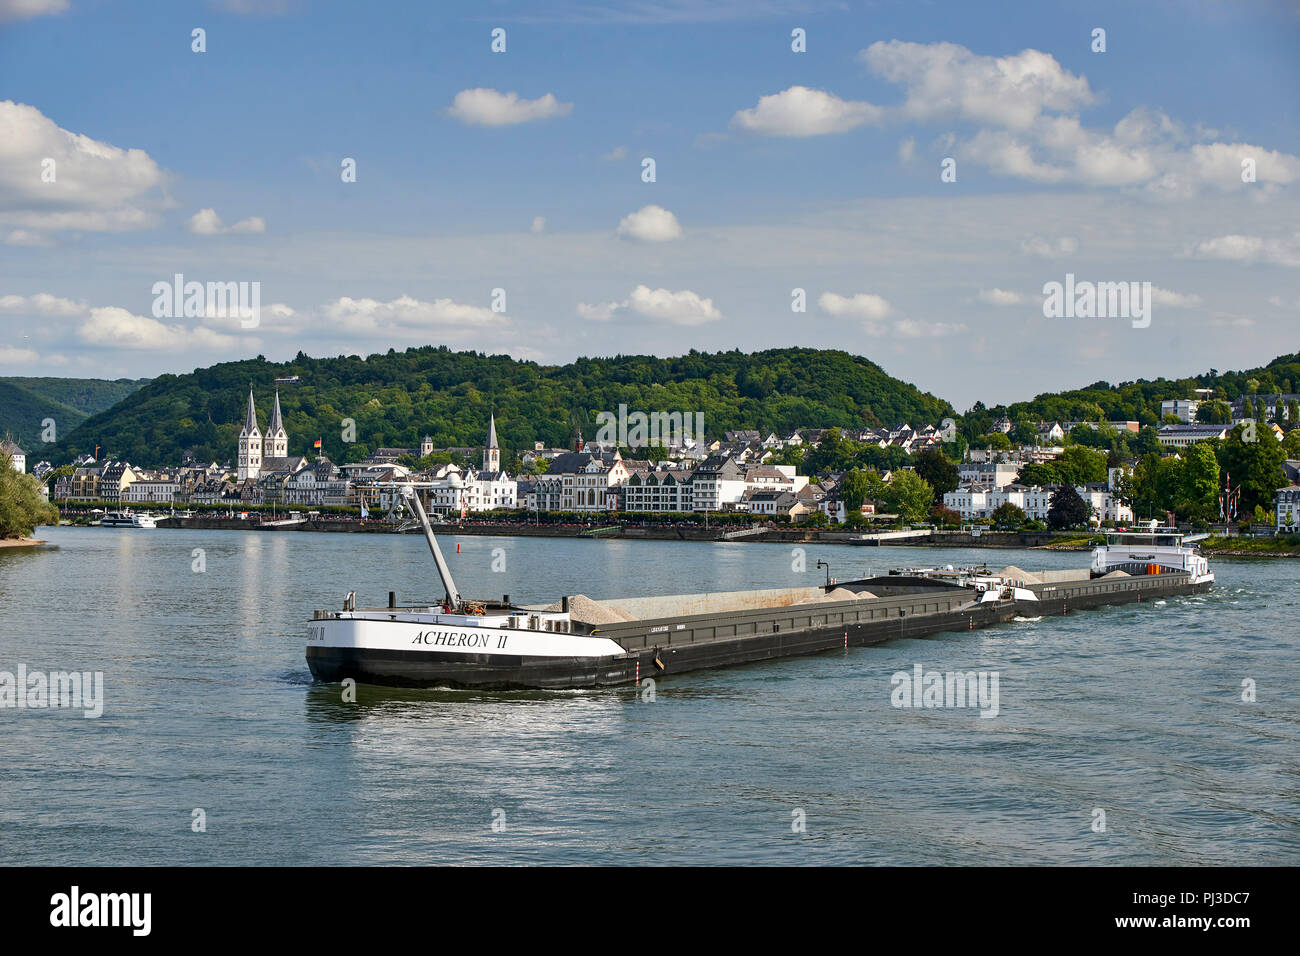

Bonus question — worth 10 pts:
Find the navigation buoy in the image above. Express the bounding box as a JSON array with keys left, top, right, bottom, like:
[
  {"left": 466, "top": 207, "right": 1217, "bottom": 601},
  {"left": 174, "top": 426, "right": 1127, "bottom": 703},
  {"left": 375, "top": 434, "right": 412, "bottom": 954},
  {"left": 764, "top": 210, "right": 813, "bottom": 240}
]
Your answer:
[{"left": 456, "top": 543, "right": 461, "bottom": 553}]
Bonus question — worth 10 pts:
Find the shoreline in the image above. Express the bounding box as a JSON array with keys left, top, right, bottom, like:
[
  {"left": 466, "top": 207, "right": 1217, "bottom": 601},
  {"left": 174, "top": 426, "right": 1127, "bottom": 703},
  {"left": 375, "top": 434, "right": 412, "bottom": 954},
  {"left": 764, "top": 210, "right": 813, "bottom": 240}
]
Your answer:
[
  {"left": 53, "top": 516, "right": 1297, "bottom": 555},
  {"left": 0, "top": 537, "right": 47, "bottom": 550}
]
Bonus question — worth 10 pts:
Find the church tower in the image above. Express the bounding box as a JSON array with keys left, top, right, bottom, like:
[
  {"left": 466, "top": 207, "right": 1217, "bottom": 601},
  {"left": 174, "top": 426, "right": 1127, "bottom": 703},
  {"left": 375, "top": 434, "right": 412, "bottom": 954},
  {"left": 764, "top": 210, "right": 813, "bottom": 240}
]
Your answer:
[
  {"left": 237, "top": 387, "right": 262, "bottom": 481},
  {"left": 483, "top": 413, "right": 500, "bottom": 473},
  {"left": 264, "top": 390, "right": 288, "bottom": 460}
]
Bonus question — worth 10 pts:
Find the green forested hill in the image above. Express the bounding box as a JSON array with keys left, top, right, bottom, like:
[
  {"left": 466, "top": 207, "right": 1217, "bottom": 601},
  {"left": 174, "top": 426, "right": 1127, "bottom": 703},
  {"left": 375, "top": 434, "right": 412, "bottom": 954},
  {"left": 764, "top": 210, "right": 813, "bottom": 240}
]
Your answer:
[
  {"left": 961, "top": 353, "right": 1300, "bottom": 434},
  {"left": 43, "top": 347, "right": 955, "bottom": 467},
  {"left": 0, "top": 377, "right": 148, "bottom": 452}
]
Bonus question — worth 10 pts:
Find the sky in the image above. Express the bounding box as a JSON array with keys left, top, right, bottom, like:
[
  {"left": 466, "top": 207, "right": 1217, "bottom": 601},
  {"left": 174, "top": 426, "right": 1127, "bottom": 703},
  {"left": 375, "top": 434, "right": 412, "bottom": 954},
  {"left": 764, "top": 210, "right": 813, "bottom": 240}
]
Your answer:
[{"left": 1, "top": 0, "right": 1298, "bottom": 410}]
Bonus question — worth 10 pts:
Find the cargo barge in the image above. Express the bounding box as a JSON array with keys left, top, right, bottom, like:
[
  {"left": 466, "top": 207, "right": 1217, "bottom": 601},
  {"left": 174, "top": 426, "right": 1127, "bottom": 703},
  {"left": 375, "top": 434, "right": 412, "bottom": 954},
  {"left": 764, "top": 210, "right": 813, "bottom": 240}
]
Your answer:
[{"left": 305, "top": 489, "right": 1213, "bottom": 690}]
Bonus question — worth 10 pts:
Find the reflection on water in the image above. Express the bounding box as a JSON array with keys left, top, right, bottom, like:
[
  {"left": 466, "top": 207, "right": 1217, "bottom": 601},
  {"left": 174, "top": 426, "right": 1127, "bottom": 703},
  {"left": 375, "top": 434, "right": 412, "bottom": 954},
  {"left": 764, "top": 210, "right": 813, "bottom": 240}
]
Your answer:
[{"left": 0, "top": 525, "right": 1297, "bottom": 865}]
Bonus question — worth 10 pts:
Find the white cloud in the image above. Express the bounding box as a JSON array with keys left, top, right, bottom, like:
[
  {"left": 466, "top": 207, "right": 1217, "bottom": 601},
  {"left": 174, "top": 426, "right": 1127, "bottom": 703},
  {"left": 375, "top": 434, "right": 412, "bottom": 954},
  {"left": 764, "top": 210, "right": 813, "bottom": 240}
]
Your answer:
[
  {"left": 530, "top": 216, "right": 546, "bottom": 234},
  {"left": 897, "top": 137, "right": 916, "bottom": 164},
  {"left": 1194, "top": 234, "right": 1300, "bottom": 268},
  {"left": 320, "top": 295, "right": 502, "bottom": 333},
  {"left": 818, "top": 291, "right": 893, "bottom": 320},
  {"left": 77, "top": 306, "right": 239, "bottom": 350},
  {"left": 977, "top": 288, "right": 1026, "bottom": 305},
  {"left": 616, "top": 205, "right": 683, "bottom": 242},
  {"left": 3, "top": 229, "right": 52, "bottom": 246},
  {"left": 861, "top": 40, "right": 1095, "bottom": 130},
  {"left": 0, "top": 345, "right": 41, "bottom": 364},
  {"left": 730, "top": 86, "right": 882, "bottom": 137},
  {"left": 845, "top": 42, "right": 1300, "bottom": 195},
  {"left": 894, "top": 318, "right": 968, "bottom": 338},
  {"left": 602, "top": 146, "right": 628, "bottom": 161},
  {"left": 185, "top": 208, "right": 267, "bottom": 235},
  {"left": 445, "top": 89, "right": 573, "bottom": 127},
  {"left": 578, "top": 285, "right": 721, "bottom": 326},
  {"left": 577, "top": 301, "right": 618, "bottom": 321},
  {"left": 0, "top": 292, "right": 87, "bottom": 316},
  {"left": 0, "top": 100, "right": 168, "bottom": 233},
  {"left": 0, "top": 0, "right": 68, "bottom": 22},
  {"left": 1021, "top": 235, "right": 1079, "bottom": 258},
  {"left": 1150, "top": 287, "right": 1202, "bottom": 308}
]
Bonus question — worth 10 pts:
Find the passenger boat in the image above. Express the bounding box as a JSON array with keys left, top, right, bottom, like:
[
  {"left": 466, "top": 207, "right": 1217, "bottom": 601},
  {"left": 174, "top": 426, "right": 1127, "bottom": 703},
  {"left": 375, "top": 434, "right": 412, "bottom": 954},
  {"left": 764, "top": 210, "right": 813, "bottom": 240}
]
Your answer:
[
  {"left": 98, "top": 512, "right": 157, "bottom": 529},
  {"left": 305, "top": 486, "right": 1215, "bottom": 691}
]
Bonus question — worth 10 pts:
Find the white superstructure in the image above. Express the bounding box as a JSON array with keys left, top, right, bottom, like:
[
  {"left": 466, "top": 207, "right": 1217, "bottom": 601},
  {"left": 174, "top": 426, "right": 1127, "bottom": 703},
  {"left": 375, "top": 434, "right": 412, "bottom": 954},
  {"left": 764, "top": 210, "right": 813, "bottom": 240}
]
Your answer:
[{"left": 1090, "top": 527, "right": 1213, "bottom": 584}]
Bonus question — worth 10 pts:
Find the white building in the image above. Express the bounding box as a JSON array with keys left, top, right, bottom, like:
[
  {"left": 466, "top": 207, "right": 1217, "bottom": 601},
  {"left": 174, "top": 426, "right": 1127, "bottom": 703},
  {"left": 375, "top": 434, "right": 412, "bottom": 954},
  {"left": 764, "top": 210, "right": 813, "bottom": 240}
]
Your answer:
[
  {"left": 124, "top": 476, "right": 177, "bottom": 504},
  {"left": 1, "top": 440, "right": 24, "bottom": 474},
  {"left": 958, "top": 461, "right": 1022, "bottom": 489},
  {"left": 1277, "top": 488, "right": 1300, "bottom": 533},
  {"left": 1160, "top": 399, "right": 1200, "bottom": 423}
]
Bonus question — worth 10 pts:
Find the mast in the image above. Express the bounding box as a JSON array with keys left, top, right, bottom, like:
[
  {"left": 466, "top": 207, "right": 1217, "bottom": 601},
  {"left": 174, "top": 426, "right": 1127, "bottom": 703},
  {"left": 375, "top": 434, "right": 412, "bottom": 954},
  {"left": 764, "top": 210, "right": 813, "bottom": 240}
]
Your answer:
[{"left": 401, "top": 485, "right": 462, "bottom": 609}]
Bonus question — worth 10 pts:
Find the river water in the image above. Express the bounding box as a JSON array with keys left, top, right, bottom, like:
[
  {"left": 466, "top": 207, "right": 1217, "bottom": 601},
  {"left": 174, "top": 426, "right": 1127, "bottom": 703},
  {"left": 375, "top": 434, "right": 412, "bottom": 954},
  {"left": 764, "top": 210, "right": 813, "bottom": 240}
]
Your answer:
[{"left": 1, "top": 526, "right": 1296, "bottom": 865}]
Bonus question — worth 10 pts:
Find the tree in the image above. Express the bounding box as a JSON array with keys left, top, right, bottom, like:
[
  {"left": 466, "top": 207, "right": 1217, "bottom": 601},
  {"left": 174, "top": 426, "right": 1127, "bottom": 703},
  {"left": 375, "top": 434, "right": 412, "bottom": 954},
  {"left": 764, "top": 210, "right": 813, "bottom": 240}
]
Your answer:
[
  {"left": 803, "top": 427, "right": 856, "bottom": 475},
  {"left": 1216, "top": 423, "right": 1286, "bottom": 515},
  {"left": 0, "top": 452, "right": 59, "bottom": 539},
  {"left": 838, "top": 468, "right": 873, "bottom": 512},
  {"left": 984, "top": 432, "right": 1012, "bottom": 451},
  {"left": 1054, "top": 445, "right": 1108, "bottom": 486},
  {"left": 911, "top": 447, "right": 959, "bottom": 497},
  {"left": 991, "top": 502, "right": 1027, "bottom": 530},
  {"left": 1017, "top": 462, "right": 1059, "bottom": 487},
  {"left": 883, "top": 470, "right": 934, "bottom": 523},
  {"left": 1047, "top": 485, "right": 1090, "bottom": 529},
  {"left": 1195, "top": 400, "right": 1232, "bottom": 424},
  {"left": 1177, "top": 442, "right": 1220, "bottom": 520},
  {"left": 1011, "top": 420, "right": 1038, "bottom": 446}
]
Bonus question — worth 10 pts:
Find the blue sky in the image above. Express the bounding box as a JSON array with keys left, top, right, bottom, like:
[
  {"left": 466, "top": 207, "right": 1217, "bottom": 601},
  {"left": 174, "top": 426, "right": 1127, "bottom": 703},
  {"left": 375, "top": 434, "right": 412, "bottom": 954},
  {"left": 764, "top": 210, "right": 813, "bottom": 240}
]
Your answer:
[{"left": 2, "top": 0, "right": 1299, "bottom": 409}]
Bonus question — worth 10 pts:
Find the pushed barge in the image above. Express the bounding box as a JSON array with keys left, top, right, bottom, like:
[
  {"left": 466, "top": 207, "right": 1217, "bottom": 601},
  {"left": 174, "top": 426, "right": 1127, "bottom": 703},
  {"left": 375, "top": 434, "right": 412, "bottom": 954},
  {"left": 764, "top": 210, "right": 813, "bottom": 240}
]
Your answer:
[{"left": 306, "top": 489, "right": 1213, "bottom": 690}]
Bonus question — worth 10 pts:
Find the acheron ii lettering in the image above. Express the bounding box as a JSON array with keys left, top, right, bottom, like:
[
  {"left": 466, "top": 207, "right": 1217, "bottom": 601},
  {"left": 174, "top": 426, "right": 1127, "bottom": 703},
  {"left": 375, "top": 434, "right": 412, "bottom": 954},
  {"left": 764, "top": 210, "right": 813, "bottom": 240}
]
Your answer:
[{"left": 412, "top": 630, "right": 506, "bottom": 649}]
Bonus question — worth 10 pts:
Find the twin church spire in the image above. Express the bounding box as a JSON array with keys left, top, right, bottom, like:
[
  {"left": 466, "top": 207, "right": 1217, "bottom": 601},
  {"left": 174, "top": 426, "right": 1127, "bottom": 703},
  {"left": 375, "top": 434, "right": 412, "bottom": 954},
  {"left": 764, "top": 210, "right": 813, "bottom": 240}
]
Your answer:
[{"left": 238, "top": 385, "right": 288, "bottom": 481}]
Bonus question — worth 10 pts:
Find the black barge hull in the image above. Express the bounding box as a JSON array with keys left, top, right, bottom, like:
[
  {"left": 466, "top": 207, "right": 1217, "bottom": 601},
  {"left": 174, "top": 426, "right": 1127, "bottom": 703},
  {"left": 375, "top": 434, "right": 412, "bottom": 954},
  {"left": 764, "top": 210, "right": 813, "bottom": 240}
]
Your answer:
[{"left": 306, "top": 570, "right": 1210, "bottom": 691}]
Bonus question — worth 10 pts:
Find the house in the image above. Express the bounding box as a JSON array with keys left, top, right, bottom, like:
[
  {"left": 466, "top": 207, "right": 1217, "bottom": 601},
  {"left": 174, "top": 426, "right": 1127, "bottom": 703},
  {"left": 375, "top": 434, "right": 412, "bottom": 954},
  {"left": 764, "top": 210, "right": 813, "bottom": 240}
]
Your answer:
[
  {"left": 1, "top": 440, "right": 25, "bottom": 473},
  {"left": 741, "top": 489, "right": 807, "bottom": 519},
  {"left": 690, "top": 455, "right": 747, "bottom": 511},
  {"left": 99, "top": 461, "right": 138, "bottom": 503},
  {"left": 1276, "top": 487, "right": 1300, "bottom": 533},
  {"left": 1037, "top": 422, "right": 1066, "bottom": 444},
  {"left": 69, "top": 466, "right": 102, "bottom": 501}
]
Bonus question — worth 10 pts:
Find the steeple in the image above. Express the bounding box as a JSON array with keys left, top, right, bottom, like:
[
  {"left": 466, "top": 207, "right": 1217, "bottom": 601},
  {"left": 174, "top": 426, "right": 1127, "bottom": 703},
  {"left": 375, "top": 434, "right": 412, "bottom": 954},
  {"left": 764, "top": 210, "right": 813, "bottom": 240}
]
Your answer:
[
  {"left": 240, "top": 386, "right": 260, "bottom": 437},
  {"left": 263, "top": 389, "right": 288, "bottom": 459},
  {"left": 268, "top": 390, "right": 284, "bottom": 435},
  {"left": 237, "top": 385, "right": 263, "bottom": 481},
  {"left": 483, "top": 412, "right": 500, "bottom": 474}
]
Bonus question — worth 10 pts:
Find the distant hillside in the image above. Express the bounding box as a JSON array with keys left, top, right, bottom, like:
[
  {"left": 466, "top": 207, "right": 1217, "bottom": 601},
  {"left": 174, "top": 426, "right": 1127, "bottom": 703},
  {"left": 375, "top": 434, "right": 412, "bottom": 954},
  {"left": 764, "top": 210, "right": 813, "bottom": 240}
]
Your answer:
[
  {"left": 0, "top": 376, "right": 148, "bottom": 453},
  {"left": 964, "top": 353, "right": 1300, "bottom": 431},
  {"left": 44, "top": 347, "right": 955, "bottom": 467}
]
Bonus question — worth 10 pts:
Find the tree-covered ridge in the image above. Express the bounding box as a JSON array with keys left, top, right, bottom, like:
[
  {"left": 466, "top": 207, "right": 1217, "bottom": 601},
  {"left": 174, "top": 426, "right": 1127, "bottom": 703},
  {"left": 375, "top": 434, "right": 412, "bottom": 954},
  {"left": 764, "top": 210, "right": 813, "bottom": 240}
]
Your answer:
[
  {"left": 962, "top": 353, "right": 1300, "bottom": 430},
  {"left": 43, "top": 347, "right": 955, "bottom": 467},
  {"left": 0, "top": 377, "right": 148, "bottom": 450}
]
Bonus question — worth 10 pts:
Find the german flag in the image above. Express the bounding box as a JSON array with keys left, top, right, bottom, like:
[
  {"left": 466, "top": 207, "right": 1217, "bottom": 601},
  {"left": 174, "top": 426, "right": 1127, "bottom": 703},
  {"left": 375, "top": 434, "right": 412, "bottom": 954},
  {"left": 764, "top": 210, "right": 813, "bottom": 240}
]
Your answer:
[{"left": 313, "top": 438, "right": 322, "bottom": 449}]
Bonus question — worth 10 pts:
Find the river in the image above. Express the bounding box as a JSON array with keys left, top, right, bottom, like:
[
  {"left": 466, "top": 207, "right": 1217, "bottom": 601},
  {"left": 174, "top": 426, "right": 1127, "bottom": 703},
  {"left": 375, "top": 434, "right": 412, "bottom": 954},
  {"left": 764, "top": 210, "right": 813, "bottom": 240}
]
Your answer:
[{"left": 1, "top": 526, "right": 1296, "bottom": 865}]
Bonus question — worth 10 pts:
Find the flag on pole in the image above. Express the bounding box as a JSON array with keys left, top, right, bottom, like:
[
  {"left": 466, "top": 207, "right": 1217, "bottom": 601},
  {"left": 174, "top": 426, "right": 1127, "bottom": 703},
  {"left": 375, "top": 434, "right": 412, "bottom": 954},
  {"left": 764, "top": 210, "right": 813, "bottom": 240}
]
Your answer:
[{"left": 314, "top": 438, "right": 322, "bottom": 449}]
